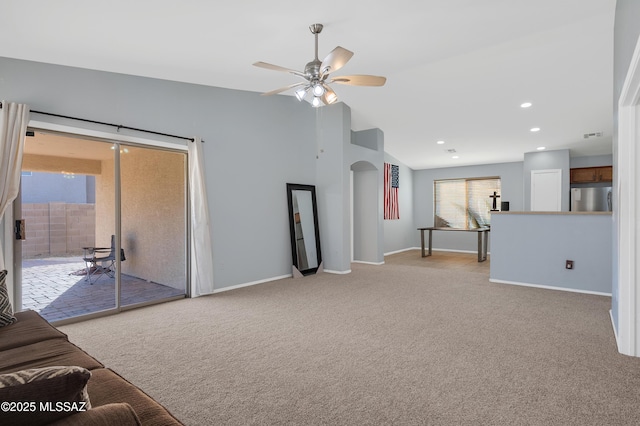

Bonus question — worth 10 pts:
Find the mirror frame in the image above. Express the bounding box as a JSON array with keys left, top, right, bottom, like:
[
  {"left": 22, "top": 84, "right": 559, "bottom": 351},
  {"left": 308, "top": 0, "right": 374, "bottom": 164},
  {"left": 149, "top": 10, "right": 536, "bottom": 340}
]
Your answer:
[{"left": 286, "top": 183, "right": 322, "bottom": 275}]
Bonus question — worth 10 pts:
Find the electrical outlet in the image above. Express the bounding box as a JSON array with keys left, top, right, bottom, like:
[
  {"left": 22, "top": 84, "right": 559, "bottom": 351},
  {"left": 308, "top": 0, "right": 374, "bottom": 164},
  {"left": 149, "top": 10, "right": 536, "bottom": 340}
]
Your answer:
[{"left": 566, "top": 260, "right": 574, "bottom": 270}]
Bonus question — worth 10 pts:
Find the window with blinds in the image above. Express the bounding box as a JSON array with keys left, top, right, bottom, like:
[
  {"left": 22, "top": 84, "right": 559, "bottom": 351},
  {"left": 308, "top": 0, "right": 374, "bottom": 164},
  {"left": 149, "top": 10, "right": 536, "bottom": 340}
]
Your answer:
[{"left": 434, "top": 177, "right": 501, "bottom": 228}]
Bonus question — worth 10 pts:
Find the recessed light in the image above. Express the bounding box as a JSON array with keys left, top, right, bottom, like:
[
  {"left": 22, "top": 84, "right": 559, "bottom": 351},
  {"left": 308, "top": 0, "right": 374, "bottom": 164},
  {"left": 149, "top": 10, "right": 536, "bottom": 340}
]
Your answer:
[
  {"left": 452, "top": 155, "right": 459, "bottom": 159},
  {"left": 530, "top": 127, "right": 541, "bottom": 132},
  {"left": 537, "top": 146, "right": 546, "bottom": 150},
  {"left": 521, "top": 102, "right": 532, "bottom": 108},
  {"left": 437, "top": 140, "right": 445, "bottom": 145}
]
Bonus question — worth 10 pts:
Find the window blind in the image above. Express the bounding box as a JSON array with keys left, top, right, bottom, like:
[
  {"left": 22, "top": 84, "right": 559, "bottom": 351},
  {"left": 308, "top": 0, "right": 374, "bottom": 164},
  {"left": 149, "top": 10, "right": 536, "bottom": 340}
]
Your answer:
[{"left": 434, "top": 177, "right": 501, "bottom": 228}]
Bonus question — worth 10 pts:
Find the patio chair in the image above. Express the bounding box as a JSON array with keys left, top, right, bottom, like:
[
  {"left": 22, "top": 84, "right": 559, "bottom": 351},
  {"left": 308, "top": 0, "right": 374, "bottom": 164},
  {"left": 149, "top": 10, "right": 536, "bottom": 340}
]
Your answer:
[{"left": 82, "top": 235, "right": 126, "bottom": 284}]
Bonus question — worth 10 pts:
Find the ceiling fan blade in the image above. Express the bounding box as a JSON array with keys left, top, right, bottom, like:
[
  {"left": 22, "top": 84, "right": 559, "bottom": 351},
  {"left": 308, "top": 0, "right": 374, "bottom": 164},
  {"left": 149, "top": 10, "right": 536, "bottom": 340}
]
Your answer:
[
  {"left": 261, "top": 82, "right": 306, "bottom": 96},
  {"left": 320, "top": 46, "right": 354, "bottom": 76},
  {"left": 253, "top": 62, "right": 306, "bottom": 78},
  {"left": 330, "top": 75, "right": 387, "bottom": 87}
]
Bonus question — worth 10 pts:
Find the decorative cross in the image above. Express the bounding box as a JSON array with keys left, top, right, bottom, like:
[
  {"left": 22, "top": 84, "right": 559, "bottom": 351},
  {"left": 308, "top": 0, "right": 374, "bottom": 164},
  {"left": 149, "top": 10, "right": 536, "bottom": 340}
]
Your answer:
[{"left": 489, "top": 191, "right": 501, "bottom": 211}]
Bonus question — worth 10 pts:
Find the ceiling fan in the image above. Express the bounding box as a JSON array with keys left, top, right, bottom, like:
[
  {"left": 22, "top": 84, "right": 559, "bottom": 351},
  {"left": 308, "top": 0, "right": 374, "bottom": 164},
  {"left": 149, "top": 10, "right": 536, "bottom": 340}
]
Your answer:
[{"left": 253, "top": 24, "right": 386, "bottom": 107}]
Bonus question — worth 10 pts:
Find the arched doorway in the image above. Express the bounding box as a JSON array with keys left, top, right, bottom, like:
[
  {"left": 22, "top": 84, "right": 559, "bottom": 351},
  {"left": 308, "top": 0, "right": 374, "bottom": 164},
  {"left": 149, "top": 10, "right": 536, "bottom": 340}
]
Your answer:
[{"left": 350, "top": 161, "right": 383, "bottom": 264}]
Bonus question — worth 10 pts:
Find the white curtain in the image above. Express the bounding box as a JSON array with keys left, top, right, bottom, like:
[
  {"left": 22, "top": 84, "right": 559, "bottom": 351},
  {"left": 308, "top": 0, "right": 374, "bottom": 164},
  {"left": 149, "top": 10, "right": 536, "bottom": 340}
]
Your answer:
[
  {"left": 0, "top": 102, "right": 30, "bottom": 270},
  {"left": 188, "top": 137, "right": 215, "bottom": 296}
]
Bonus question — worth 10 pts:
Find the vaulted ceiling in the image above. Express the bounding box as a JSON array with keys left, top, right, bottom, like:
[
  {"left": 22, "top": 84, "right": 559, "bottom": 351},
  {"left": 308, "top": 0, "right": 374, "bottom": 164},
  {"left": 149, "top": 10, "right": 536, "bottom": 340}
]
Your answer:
[{"left": 0, "top": 0, "right": 616, "bottom": 169}]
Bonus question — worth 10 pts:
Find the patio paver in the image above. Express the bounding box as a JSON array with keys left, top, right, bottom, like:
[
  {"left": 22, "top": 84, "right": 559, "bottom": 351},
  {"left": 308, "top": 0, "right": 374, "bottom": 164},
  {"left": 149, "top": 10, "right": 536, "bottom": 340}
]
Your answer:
[{"left": 22, "top": 257, "right": 185, "bottom": 322}]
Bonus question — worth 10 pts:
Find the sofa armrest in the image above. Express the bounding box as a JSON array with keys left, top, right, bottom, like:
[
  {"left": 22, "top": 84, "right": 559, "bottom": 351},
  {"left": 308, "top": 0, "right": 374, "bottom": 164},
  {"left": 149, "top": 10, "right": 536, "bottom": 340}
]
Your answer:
[{"left": 47, "top": 403, "right": 141, "bottom": 426}]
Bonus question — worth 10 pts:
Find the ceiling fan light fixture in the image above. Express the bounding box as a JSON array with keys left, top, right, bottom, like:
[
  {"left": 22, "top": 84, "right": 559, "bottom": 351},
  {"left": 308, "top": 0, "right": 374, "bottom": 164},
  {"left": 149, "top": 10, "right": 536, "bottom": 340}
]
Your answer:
[
  {"left": 312, "top": 83, "right": 325, "bottom": 97},
  {"left": 295, "top": 86, "right": 308, "bottom": 101},
  {"left": 325, "top": 91, "right": 338, "bottom": 105},
  {"left": 253, "top": 23, "right": 386, "bottom": 108}
]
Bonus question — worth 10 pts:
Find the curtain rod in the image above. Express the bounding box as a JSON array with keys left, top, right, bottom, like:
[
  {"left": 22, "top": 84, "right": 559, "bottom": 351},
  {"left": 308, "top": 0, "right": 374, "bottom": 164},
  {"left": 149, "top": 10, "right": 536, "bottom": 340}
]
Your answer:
[{"left": 0, "top": 102, "right": 200, "bottom": 143}]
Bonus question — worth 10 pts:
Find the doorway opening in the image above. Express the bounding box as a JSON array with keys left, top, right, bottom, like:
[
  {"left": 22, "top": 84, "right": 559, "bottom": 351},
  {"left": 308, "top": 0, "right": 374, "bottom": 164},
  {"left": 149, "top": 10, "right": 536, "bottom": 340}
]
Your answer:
[{"left": 350, "top": 161, "right": 383, "bottom": 265}]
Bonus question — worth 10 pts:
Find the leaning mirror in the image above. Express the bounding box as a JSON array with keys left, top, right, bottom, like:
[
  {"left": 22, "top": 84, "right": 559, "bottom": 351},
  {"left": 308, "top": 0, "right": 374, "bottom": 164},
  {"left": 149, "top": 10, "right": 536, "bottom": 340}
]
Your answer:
[{"left": 286, "top": 183, "right": 322, "bottom": 276}]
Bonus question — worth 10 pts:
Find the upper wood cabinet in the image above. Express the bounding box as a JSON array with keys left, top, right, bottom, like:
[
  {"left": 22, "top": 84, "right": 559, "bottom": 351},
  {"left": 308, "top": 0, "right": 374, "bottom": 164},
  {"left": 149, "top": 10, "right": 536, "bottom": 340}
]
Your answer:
[
  {"left": 598, "top": 166, "right": 613, "bottom": 182},
  {"left": 570, "top": 166, "right": 613, "bottom": 183}
]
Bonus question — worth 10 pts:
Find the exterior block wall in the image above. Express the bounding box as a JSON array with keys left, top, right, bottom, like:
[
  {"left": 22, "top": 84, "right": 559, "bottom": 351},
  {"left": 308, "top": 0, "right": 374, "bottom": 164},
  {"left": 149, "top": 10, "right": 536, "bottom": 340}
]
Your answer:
[{"left": 22, "top": 203, "right": 95, "bottom": 258}]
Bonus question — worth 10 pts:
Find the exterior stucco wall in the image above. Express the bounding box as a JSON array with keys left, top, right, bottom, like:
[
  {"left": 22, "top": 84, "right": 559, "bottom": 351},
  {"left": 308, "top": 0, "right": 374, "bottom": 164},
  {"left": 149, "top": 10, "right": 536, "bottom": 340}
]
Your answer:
[{"left": 96, "top": 147, "right": 186, "bottom": 290}]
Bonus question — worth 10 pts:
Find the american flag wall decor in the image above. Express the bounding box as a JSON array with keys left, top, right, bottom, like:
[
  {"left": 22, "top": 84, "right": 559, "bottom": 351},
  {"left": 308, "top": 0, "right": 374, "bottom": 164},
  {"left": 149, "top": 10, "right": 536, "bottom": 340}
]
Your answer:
[{"left": 384, "top": 162, "right": 400, "bottom": 220}]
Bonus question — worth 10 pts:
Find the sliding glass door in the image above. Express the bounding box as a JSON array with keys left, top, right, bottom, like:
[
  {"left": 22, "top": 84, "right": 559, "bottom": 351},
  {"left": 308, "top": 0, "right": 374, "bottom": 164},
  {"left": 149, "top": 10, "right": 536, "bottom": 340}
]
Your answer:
[
  {"left": 118, "top": 144, "right": 186, "bottom": 308},
  {"left": 18, "top": 131, "right": 187, "bottom": 323},
  {"left": 20, "top": 133, "right": 117, "bottom": 321}
]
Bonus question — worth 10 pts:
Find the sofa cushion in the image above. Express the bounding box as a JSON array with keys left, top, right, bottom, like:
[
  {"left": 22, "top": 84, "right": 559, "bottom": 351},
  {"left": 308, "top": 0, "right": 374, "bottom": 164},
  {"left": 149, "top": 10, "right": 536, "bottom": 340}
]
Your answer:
[
  {"left": 0, "top": 270, "right": 17, "bottom": 327},
  {"left": 0, "top": 310, "right": 68, "bottom": 351},
  {"left": 88, "top": 368, "right": 182, "bottom": 425},
  {"left": 48, "top": 402, "right": 142, "bottom": 426},
  {"left": 0, "top": 365, "right": 91, "bottom": 426},
  {"left": 0, "top": 339, "right": 103, "bottom": 374}
]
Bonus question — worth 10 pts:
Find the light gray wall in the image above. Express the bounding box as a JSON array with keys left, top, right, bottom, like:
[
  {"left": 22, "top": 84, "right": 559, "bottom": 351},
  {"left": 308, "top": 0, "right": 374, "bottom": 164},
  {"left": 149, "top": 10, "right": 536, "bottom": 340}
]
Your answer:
[
  {"left": 383, "top": 152, "right": 416, "bottom": 254},
  {"left": 570, "top": 154, "right": 612, "bottom": 168},
  {"left": 0, "top": 56, "right": 321, "bottom": 290},
  {"left": 315, "top": 103, "right": 352, "bottom": 273},
  {"left": 490, "top": 213, "right": 612, "bottom": 294},
  {"left": 523, "top": 149, "right": 570, "bottom": 211},
  {"left": 612, "top": 0, "right": 640, "bottom": 334},
  {"left": 414, "top": 162, "right": 523, "bottom": 252}
]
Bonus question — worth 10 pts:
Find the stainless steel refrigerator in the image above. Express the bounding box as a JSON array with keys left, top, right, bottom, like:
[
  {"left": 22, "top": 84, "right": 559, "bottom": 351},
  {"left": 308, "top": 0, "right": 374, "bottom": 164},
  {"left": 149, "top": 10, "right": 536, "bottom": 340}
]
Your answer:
[{"left": 570, "top": 187, "right": 612, "bottom": 212}]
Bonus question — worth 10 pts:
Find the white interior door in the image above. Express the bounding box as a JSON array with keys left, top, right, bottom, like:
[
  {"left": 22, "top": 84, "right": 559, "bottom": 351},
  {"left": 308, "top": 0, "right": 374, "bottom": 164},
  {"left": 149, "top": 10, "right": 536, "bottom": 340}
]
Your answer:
[{"left": 531, "top": 169, "right": 562, "bottom": 211}]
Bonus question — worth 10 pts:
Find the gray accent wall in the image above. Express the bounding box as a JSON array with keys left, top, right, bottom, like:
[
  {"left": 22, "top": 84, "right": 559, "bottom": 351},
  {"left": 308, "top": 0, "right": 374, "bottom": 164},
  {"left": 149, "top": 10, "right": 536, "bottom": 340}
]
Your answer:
[
  {"left": 315, "top": 103, "right": 353, "bottom": 273},
  {"left": 0, "top": 56, "right": 391, "bottom": 287},
  {"left": 612, "top": 0, "right": 640, "bottom": 334},
  {"left": 0, "top": 56, "right": 322, "bottom": 290},
  {"left": 570, "top": 154, "right": 612, "bottom": 169},
  {"left": 383, "top": 153, "right": 416, "bottom": 254},
  {"left": 414, "top": 162, "right": 524, "bottom": 252},
  {"left": 490, "top": 213, "right": 612, "bottom": 294}
]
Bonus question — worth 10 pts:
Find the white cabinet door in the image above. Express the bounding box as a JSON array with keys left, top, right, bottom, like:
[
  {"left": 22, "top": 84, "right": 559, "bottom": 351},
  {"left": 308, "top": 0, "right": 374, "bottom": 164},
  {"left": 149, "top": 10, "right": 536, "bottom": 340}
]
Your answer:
[{"left": 531, "top": 169, "right": 562, "bottom": 211}]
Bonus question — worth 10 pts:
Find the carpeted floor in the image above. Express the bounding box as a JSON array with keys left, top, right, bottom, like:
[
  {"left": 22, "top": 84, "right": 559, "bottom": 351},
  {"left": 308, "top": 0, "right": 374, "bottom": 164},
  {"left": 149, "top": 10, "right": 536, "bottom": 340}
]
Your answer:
[{"left": 60, "top": 251, "right": 640, "bottom": 425}]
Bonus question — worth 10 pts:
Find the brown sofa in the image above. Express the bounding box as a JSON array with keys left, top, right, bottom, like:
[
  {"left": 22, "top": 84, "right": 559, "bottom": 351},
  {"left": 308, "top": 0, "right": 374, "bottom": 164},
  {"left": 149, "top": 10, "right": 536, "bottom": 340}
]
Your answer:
[{"left": 0, "top": 310, "right": 182, "bottom": 425}]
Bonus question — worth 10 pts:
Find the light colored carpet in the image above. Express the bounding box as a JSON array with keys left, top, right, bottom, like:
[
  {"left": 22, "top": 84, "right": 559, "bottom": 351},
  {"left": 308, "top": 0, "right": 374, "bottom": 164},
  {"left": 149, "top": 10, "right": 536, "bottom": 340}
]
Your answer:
[{"left": 60, "top": 251, "right": 640, "bottom": 425}]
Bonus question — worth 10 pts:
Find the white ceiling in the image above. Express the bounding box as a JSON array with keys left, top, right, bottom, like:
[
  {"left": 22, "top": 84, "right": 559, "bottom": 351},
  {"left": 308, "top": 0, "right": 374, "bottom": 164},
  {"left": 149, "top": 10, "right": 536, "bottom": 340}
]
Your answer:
[{"left": 0, "top": 0, "right": 616, "bottom": 170}]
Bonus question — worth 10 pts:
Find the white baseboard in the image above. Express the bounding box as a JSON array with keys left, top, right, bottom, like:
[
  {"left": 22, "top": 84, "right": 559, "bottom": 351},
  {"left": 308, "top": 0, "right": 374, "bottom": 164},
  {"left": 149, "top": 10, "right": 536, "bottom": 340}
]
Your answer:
[
  {"left": 212, "top": 274, "right": 292, "bottom": 294},
  {"left": 489, "top": 278, "right": 612, "bottom": 297},
  {"left": 435, "top": 248, "right": 491, "bottom": 255},
  {"left": 324, "top": 269, "right": 351, "bottom": 275},
  {"left": 384, "top": 247, "right": 491, "bottom": 256},
  {"left": 435, "top": 248, "right": 474, "bottom": 254},
  {"left": 211, "top": 265, "right": 352, "bottom": 292},
  {"left": 384, "top": 247, "right": 421, "bottom": 256},
  {"left": 610, "top": 309, "right": 621, "bottom": 351},
  {"left": 351, "top": 260, "right": 385, "bottom": 266}
]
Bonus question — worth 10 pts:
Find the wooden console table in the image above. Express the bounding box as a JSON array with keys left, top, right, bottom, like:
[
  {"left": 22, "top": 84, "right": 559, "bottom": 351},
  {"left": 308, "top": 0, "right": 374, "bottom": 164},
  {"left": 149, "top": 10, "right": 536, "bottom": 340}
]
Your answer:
[{"left": 417, "top": 227, "right": 490, "bottom": 262}]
